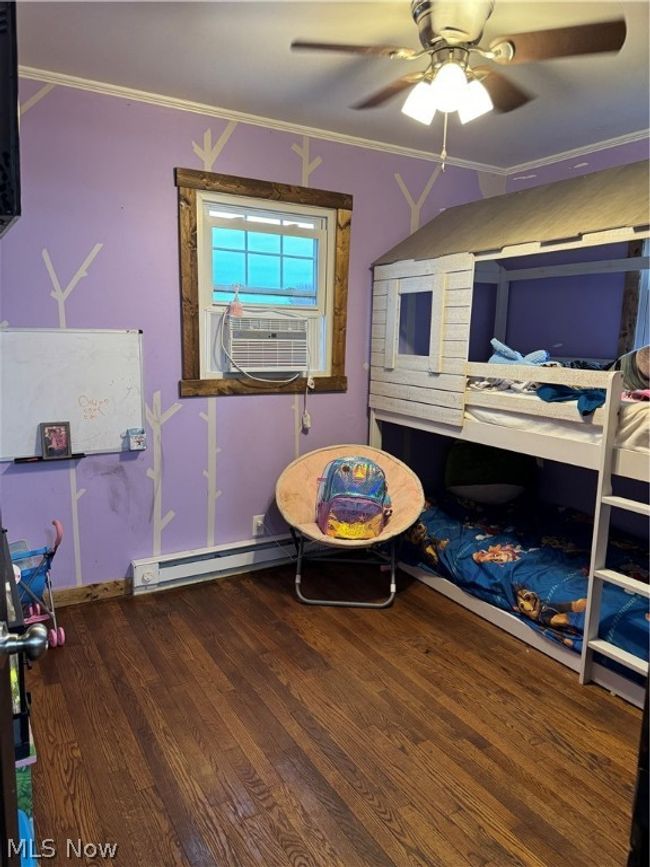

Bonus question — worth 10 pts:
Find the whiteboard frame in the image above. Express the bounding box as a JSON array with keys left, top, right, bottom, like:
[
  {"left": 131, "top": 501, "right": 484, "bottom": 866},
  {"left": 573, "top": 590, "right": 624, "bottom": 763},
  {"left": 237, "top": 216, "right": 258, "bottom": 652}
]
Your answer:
[{"left": 0, "top": 328, "right": 146, "bottom": 461}]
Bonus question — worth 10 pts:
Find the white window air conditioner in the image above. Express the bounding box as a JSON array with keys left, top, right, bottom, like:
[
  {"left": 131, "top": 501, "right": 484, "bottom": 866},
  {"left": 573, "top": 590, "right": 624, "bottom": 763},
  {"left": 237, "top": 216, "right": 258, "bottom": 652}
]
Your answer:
[{"left": 224, "top": 316, "right": 309, "bottom": 373}]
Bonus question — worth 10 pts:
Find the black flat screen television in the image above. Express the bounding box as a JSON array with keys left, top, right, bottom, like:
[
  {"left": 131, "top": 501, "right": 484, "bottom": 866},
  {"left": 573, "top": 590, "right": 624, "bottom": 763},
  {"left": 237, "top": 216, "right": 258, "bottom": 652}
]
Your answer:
[{"left": 0, "top": 1, "right": 19, "bottom": 238}]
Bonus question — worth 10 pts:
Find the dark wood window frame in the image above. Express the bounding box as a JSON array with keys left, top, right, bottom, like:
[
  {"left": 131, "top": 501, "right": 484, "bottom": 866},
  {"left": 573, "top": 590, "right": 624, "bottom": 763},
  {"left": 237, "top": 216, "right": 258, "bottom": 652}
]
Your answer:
[{"left": 175, "top": 167, "right": 352, "bottom": 396}]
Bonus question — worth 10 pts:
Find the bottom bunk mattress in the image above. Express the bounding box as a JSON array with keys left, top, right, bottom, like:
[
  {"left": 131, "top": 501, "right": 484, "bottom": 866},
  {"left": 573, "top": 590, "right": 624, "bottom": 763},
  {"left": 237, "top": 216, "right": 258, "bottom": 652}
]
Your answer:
[
  {"left": 464, "top": 395, "right": 649, "bottom": 452},
  {"left": 401, "top": 497, "right": 649, "bottom": 662}
]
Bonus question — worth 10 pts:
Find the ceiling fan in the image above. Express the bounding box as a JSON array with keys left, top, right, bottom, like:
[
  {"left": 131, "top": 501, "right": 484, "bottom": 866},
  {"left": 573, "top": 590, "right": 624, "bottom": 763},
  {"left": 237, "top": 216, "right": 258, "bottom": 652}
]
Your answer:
[{"left": 291, "top": 1, "right": 627, "bottom": 125}]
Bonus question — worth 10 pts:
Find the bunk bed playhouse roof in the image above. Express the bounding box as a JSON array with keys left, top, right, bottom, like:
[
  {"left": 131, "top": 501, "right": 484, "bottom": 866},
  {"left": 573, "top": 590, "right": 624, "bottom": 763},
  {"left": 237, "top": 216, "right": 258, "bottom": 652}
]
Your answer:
[{"left": 375, "top": 160, "right": 649, "bottom": 266}]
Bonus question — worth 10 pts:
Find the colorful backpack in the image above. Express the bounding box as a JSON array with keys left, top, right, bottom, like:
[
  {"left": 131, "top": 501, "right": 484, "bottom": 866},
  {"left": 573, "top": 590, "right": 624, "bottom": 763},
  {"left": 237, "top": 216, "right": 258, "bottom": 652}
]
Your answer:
[{"left": 316, "top": 456, "right": 392, "bottom": 540}]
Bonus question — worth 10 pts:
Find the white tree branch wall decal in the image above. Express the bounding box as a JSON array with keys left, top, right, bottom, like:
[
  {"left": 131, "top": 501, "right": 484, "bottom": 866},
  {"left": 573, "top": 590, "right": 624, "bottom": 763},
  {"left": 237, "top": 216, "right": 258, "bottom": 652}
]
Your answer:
[
  {"left": 19, "top": 83, "right": 55, "bottom": 117},
  {"left": 191, "top": 122, "right": 237, "bottom": 547},
  {"left": 394, "top": 165, "right": 442, "bottom": 233},
  {"left": 146, "top": 391, "right": 182, "bottom": 556},
  {"left": 43, "top": 242, "right": 103, "bottom": 585},
  {"left": 477, "top": 171, "right": 508, "bottom": 199},
  {"left": 291, "top": 397, "right": 302, "bottom": 460},
  {"left": 291, "top": 136, "right": 323, "bottom": 187},
  {"left": 68, "top": 466, "right": 86, "bottom": 586},
  {"left": 42, "top": 244, "right": 103, "bottom": 328},
  {"left": 200, "top": 400, "right": 222, "bottom": 547},
  {"left": 192, "top": 122, "right": 238, "bottom": 172}
]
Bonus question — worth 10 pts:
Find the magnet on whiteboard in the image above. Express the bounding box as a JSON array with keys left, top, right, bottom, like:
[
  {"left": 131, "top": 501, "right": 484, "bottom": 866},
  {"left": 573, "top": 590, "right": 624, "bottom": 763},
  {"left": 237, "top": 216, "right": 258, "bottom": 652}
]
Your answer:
[{"left": 127, "top": 428, "right": 147, "bottom": 450}]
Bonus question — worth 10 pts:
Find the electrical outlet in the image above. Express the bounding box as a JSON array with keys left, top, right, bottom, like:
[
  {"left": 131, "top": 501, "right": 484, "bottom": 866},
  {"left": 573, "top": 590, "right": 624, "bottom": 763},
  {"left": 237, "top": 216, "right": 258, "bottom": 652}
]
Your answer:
[{"left": 252, "top": 514, "right": 265, "bottom": 537}]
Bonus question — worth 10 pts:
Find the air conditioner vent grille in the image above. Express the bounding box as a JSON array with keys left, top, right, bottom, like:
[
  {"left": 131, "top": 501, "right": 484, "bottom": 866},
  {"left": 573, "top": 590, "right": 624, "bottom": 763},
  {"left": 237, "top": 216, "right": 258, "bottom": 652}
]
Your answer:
[{"left": 225, "top": 316, "right": 308, "bottom": 373}]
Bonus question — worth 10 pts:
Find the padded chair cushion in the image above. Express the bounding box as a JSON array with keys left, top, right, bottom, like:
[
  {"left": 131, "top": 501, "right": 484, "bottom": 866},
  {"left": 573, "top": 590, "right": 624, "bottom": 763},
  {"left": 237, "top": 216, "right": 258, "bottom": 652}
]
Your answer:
[
  {"left": 276, "top": 444, "right": 425, "bottom": 548},
  {"left": 445, "top": 440, "right": 536, "bottom": 504}
]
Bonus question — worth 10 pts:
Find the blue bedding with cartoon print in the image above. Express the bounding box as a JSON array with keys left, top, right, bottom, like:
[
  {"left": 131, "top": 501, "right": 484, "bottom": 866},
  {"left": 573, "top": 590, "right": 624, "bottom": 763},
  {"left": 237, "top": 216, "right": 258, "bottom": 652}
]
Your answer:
[{"left": 401, "top": 497, "right": 649, "bottom": 661}]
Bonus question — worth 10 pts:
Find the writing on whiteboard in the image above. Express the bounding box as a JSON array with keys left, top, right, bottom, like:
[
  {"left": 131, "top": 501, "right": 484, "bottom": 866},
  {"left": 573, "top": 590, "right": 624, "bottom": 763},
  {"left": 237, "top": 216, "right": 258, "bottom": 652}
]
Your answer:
[{"left": 79, "top": 395, "right": 110, "bottom": 421}]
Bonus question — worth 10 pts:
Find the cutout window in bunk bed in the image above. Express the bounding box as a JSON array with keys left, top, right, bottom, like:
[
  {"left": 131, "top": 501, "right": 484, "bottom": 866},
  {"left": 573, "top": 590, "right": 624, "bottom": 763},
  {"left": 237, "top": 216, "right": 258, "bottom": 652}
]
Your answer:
[
  {"left": 462, "top": 239, "right": 650, "bottom": 470},
  {"left": 370, "top": 252, "right": 475, "bottom": 429},
  {"left": 467, "top": 240, "right": 650, "bottom": 367}
]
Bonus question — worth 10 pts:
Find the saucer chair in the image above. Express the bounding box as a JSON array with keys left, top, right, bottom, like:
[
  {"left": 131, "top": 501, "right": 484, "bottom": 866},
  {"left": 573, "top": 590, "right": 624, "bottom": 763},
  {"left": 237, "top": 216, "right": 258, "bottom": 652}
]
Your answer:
[{"left": 275, "top": 444, "right": 424, "bottom": 608}]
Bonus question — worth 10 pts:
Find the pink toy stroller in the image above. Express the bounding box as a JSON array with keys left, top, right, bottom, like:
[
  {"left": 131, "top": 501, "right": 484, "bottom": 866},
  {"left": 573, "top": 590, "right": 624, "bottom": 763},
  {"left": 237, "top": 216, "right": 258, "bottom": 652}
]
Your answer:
[{"left": 10, "top": 520, "right": 65, "bottom": 647}]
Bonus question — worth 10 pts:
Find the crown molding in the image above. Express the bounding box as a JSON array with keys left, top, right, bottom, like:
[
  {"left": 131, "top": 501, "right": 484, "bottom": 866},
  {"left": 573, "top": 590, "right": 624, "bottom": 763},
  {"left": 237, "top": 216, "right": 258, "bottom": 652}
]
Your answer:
[
  {"left": 19, "top": 66, "right": 504, "bottom": 175},
  {"left": 19, "top": 66, "right": 650, "bottom": 178},
  {"left": 505, "top": 128, "right": 650, "bottom": 175}
]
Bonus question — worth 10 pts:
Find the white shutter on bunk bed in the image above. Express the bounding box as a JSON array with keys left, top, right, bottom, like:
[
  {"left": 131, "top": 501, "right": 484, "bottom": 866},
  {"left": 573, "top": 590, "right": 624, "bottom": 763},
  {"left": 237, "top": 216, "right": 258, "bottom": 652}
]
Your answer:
[{"left": 370, "top": 252, "right": 474, "bottom": 427}]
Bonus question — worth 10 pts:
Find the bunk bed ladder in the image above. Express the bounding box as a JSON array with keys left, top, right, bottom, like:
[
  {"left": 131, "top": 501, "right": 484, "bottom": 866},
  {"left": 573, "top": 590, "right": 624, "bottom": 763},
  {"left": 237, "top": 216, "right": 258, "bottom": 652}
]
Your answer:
[{"left": 580, "top": 371, "right": 650, "bottom": 686}]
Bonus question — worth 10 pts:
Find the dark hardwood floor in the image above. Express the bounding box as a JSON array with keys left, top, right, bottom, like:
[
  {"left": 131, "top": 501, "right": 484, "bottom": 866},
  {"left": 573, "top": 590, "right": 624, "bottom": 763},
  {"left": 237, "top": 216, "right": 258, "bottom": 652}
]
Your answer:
[{"left": 28, "top": 565, "right": 641, "bottom": 866}]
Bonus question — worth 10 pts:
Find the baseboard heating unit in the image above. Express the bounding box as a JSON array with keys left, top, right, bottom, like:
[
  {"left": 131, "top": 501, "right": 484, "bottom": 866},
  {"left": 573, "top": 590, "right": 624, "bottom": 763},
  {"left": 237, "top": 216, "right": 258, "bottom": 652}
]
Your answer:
[{"left": 131, "top": 535, "right": 302, "bottom": 594}]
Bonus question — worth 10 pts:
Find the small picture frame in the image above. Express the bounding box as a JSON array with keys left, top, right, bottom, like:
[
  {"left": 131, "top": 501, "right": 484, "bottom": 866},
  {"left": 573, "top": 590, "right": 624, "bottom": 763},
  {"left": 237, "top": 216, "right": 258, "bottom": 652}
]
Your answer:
[{"left": 40, "top": 422, "right": 71, "bottom": 460}]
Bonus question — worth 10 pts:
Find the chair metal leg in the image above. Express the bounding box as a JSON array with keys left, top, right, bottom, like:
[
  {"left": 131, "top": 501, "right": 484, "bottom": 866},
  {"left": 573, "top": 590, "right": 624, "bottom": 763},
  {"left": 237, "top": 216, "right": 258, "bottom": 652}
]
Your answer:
[
  {"left": 294, "top": 533, "right": 305, "bottom": 599},
  {"left": 294, "top": 535, "right": 397, "bottom": 609}
]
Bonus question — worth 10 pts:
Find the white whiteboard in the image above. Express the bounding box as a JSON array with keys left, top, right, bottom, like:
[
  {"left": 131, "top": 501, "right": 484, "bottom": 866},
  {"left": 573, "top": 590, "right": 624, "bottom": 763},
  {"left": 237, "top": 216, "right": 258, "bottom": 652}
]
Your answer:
[{"left": 0, "top": 329, "right": 145, "bottom": 461}]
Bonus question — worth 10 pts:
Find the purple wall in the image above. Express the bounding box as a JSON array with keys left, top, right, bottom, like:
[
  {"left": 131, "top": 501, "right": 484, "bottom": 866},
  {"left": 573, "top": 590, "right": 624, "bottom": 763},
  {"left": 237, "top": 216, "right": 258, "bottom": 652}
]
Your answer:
[
  {"left": 468, "top": 243, "right": 631, "bottom": 361},
  {"left": 0, "top": 80, "right": 647, "bottom": 588},
  {"left": 0, "top": 80, "right": 485, "bottom": 588},
  {"left": 468, "top": 282, "right": 497, "bottom": 361},
  {"left": 503, "top": 244, "right": 628, "bottom": 360},
  {"left": 505, "top": 139, "right": 650, "bottom": 190}
]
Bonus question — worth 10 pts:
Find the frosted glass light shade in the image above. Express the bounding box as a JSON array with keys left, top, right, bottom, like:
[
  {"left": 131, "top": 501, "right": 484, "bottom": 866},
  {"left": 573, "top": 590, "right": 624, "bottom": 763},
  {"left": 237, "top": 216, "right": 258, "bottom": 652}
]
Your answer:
[
  {"left": 401, "top": 81, "right": 437, "bottom": 125},
  {"left": 430, "top": 62, "right": 467, "bottom": 113},
  {"left": 458, "top": 79, "right": 494, "bottom": 124}
]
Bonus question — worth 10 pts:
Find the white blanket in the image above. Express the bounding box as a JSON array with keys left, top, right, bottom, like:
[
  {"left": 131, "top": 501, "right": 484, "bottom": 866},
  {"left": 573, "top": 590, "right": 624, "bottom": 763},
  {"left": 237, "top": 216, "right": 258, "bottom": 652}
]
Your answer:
[{"left": 465, "top": 400, "right": 649, "bottom": 452}]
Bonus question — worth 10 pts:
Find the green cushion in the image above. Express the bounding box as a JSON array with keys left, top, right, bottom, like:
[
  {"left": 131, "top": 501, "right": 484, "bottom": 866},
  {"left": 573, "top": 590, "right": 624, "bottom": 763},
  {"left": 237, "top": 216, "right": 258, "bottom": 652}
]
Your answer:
[{"left": 445, "top": 441, "right": 536, "bottom": 504}]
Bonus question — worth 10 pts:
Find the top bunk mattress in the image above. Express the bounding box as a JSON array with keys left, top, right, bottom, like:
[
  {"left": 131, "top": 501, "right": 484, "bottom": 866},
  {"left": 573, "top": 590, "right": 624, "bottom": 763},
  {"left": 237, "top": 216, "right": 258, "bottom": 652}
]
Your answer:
[{"left": 464, "top": 395, "right": 649, "bottom": 453}]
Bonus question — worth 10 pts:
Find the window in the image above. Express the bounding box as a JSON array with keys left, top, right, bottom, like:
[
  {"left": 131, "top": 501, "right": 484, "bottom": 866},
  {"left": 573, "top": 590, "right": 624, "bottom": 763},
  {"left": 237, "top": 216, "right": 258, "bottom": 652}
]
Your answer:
[
  {"left": 208, "top": 202, "right": 322, "bottom": 308},
  {"left": 176, "top": 169, "right": 352, "bottom": 396},
  {"left": 398, "top": 292, "right": 433, "bottom": 356}
]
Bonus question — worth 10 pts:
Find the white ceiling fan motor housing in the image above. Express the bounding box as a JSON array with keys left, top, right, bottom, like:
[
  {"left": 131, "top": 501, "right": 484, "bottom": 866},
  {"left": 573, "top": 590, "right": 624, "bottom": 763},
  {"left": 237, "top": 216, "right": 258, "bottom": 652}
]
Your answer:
[{"left": 411, "top": 0, "right": 495, "bottom": 46}]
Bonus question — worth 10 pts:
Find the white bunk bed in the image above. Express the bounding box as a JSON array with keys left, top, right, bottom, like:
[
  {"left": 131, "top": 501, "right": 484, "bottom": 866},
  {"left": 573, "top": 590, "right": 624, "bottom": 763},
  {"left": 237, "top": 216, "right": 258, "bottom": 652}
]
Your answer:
[{"left": 368, "top": 160, "right": 650, "bottom": 707}]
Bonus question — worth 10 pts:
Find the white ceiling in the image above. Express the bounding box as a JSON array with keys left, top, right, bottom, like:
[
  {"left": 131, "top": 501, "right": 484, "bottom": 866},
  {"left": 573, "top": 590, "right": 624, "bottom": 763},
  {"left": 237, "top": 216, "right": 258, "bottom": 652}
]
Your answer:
[{"left": 16, "top": 1, "right": 650, "bottom": 169}]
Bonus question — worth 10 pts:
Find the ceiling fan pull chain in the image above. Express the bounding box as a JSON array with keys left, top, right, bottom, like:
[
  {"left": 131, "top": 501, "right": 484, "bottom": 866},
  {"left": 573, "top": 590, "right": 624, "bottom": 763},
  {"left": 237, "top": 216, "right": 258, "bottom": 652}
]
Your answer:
[{"left": 440, "top": 111, "right": 449, "bottom": 171}]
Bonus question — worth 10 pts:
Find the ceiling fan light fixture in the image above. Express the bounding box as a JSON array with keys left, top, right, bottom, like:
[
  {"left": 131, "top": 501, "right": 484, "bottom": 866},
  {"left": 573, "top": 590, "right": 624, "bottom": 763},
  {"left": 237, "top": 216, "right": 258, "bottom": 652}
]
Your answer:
[
  {"left": 458, "top": 78, "right": 494, "bottom": 124},
  {"left": 401, "top": 80, "right": 437, "bottom": 125},
  {"left": 430, "top": 61, "right": 468, "bottom": 113}
]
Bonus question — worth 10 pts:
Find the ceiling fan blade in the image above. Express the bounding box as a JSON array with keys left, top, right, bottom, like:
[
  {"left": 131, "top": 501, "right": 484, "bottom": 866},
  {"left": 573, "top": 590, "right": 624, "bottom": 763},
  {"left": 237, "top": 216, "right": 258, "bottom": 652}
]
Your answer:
[
  {"left": 491, "top": 19, "right": 626, "bottom": 64},
  {"left": 352, "top": 72, "right": 426, "bottom": 109},
  {"left": 473, "top": 68, "right": 534, "bottom": 113},
  {"left": 291, "top": 40, "right": 418, "bottom": 59}
]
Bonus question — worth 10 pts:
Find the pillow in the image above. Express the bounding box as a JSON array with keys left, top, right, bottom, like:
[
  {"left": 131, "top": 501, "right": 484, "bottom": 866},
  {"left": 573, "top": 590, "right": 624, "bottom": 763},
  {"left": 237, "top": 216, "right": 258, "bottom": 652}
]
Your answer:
[
  {"left": 618, "top": 345, "right": 650, "bottom": 392},
  {"left": 445, "top": 441, "right": 536, "bottom": 505}
]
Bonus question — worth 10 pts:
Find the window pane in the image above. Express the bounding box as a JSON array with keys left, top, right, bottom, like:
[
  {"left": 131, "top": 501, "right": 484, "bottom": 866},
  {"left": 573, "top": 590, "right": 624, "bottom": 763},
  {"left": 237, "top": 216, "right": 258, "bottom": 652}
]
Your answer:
[
  {"left": 283, "top": 235, "right": 314, "bottom": 257},
  {"left": 283, "top": 257, "right": 315, "bottom": 295},
  {"left": 213, "top": 250, "right": 245, "bottom": 287},
  {"left": 239, "top": 292, "right": 299, "bottom": 306},
  {"left": 249, "top": 254, "right": 281, "bottom": 289},
  {"left": 247, "top": 215, "right": 281, "bottom": 226},
  {"left": 214, "top": 290, "right": 236, "bottom": 304},
  {"left": 209, "top": 210, "right": 245, "bottom": 221},
  {"left": 283, "top": 219, "right": 316, "bottom": 230},
  {"left": 399, "top": 292, "right": 432, "bottom": 355},
  {"left": 248, "top": 232, "right": 281, "bottom": 254},
  {"left": 213, "top": 227, "right": 245, "bottom": 250},
  {"left": 210, "top": 209, "right": 323, "bottom": 307}
]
